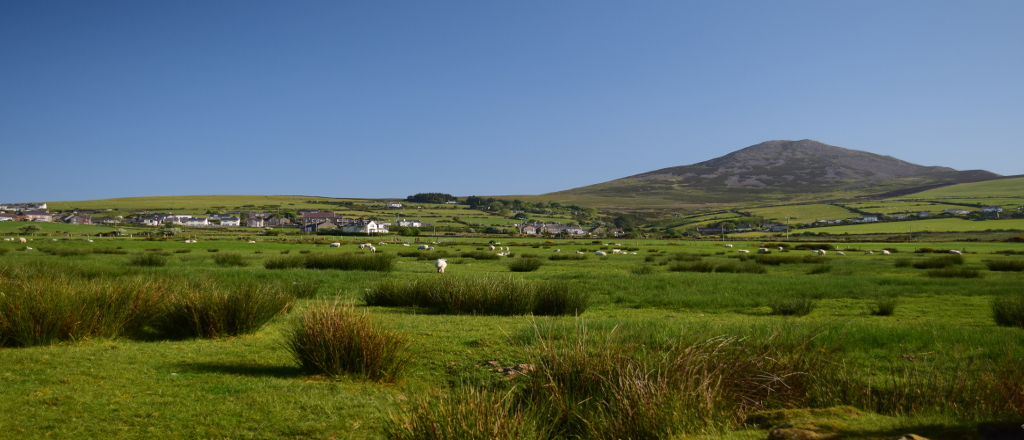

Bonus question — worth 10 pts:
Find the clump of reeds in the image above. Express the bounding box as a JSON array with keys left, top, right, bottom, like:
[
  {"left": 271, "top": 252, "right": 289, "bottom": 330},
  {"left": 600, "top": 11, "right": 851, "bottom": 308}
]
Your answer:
[
  {"left": 363, "top": 276, "right": 588, "bottom": 316},
  {"left": 212, "top": 252, "right": 249, "bottom": 267},
  {"left": 263, "top": 253, "right": 394, "bottom": 272},
  {"left": 0, "top": 273, "right": 167, "bottom": 347},
  {"left": 381, "top": 388, "right": 539, "bottom": 440},
  {"left": 289, "top": 302, "right": 409, "bottom": 381},
  {"left": 460, "top": 251, "right": 501, "bottom": 260},
  {"left": 867, "top": 296, "right": 899, "bottom": 316},
  {"left": 913, "top": 255, "right": 964, "bottom": 269},
  {"left": 151, "top": 279, "right": 293, "bottom": 339},
  {"left": 767, "top": 297, "right": 817, "bottom": 316},
  {"left": 128, "top": 252, "right": 168, "bottom": 267},
  {"left": 509, "top": 258, "right": 544, "bottom": 272},
  {"left": 927, "top": 268, "right": 982, "bottom": 278},
  {"left": 992, "top": 293, "right": 1024, "bottom": 328},
  {"left": 986, "top": 259, "right": 1024, "bottom": 272}
]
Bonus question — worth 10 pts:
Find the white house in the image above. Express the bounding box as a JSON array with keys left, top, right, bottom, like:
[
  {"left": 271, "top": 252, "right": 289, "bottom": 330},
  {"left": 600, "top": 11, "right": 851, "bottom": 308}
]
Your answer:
[
  {"left": 219, "top": 217, "right": 241, "bottom": 227},
  {"left": 342, "top": 220, "right": 389, "bottom": 234},
  {"left": 387, "top": 202, "right": 403, "bottom": 208},
  {"left": 181, "top": 217, "right": 210, "bottom": 227},
  {"left": 246, "top": 217, "right": 265, "bottom": 228},
  {"left": 396, "top": 219, "right": 422, "bottom": 227}
]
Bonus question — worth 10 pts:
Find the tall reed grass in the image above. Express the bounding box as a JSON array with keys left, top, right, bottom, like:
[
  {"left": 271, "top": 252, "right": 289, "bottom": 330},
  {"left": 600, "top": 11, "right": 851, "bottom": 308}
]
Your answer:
[
  {"left": 985, "top": 259, "right": 1024, "bottom": 272},
  {"left": 912, "top": 255, "right": 964, "bottom": 269},
  {"left": 264, "top": 253, "right": 394, "bottom": 272},
  {"left": 150, "top": 279, "right": 293, "bottom": 339},
  {"left": 212, "top": 252, "right": 249, "bottom": 267},
  {"left": 128, "top": 253, "right": 168, "bottom": 267},
  {"left": 992, "top": 293, "right": 1024, "bottom": 328},
  {"left": 382, "top": 388, "right": 540, "bottom": 440},
  {"left": 509, "top": 258, "right": 544, "bottom": 272},
  {"left": 289, "top": 302, "right": 409, "bottom": 381},
  {"left": 363, "top": 276, "right": 588, "bottom": 316}
]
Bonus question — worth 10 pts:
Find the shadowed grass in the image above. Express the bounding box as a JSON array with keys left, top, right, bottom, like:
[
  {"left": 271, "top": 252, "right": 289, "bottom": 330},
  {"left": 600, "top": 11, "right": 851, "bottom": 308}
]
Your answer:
[
  {"left": 382, "top": 388, "right": 541, "bottom": 440},
  {"left": 509, "top": 258, "right": 544, "bottom": 272},
  {"left": 992, "top": 293, "right": 1024, "bottom": 328},
  {"left": 212, "top": 252, "right": 249, "bottom": 267},
  {"left": 364, "top": 276, "right": 589, "bottom": 316},
  {"left": 986, "top": 259, "right": 1024, "bottom": 272},
  {"left": 150, "top": 279, "right": 293, "bottom": 339}
]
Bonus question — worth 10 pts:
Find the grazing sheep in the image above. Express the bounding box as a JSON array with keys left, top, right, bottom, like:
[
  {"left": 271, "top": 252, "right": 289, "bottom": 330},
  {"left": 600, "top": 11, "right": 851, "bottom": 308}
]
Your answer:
[
  {"left": 403, "top": 243, "right": 410, "bottom": 247},
  {"left": 737, "top": 249, "right": 750, "bottom": 253},
  {"left": 435, "top": 259, "right": 447, "bottom": 273},
  {"left": 489, "top": 245, "right": 496, "bottom": 250},
  {"left": 630, "top": 252, "right": 638, "bottom": 255},
  {"left": 86, "top": 239, "right": 93, "bottom": 243},
  {"left": 427, "top": 246, "right": 435, "bottom": 251},
  {"left": 418, "top": 245, "right": 429, "bottom": 250},
  {"left": 595, "top": 251, "right": 607, "bottom": 256},
  {"left": 778, "top": 247, "right": 784, "bottom": 251},
  {"left": 814, "top": 250, "right": 827, "bottom": 256},
  {"left": 612, "top": 249, "right": 622, "bottom": 254},
  {"left": 248, "top": 240, "right": 256, "bottom": 244},
  {"left": 51, "top": 238, "right": 57, "bottom": 241},
  {"left": 2, "top": 238, "right": 10, "bottom": 241},
  {"left": 864, "top": 251, "right": 874, "bottom": 255},
  {"left": 949, "top": 249, "right": 962, "bottom": 255},
  {"left": 329, "top": 242, "right": 341, "bottom": 247},
  {"left": 367, "top": 245, "right": 376, "bottom": 253},
  {"left": 554, "top": 249, "right": 560, "bottom": 253},
  {"left": 836, "top": 252, "right": 845, "bottom": 256},
  {"left": 576, "top": 250, "right": 584, "bottom": 254},
  {"left": 757, "top": 248, "right": 769, "bottom": 253},
  {"left": 724, "top": 244, "right": 733, "bottom": 248},
  {"left": 24, "top": 246, "right": 32, "bottom": 250},
  {"left": 882, "top": 250, "right": 891, "bottom": 255},
  {"left": 19, "top": 237, "right": 27, "bottom": 243}
]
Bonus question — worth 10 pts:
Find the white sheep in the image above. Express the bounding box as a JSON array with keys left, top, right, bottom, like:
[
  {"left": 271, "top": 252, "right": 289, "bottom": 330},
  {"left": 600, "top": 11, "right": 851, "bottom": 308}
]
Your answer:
[
  {"left": 24, "top": 246, "right": 32, "bottom": 250},
  {"left": 630, "top": 252, "right": 638, "bottom": 255},
  {"left": 418, "top": 244, "right": 429, "bottom": 250},
  {"left": 778, "top": 247, "right": 784, "bottom": 251},
  {"left": 403, "top": 243, "right": 410, "bottom": 247},
  {"left": 435, "top": 259, "right": 447, "bottom": 273},
  {"left": 19, "top": 237, "right": 27, "bottom": 243},
  {"left": 738, "top": 249, "right": 750, "bottom": 253},
  {"left": 814, "top": 249, "right": 827, "bottom": 256},
  {"left": 836, "top": 252, "right": 845, "bottom": 256},
  {"left": 553, "top": 249, "right": 560, "bottom": 253},
  {"left": 489, "top": 245, "right": 496, "bottom": 250},
  {"left": 248, "top": 240, "right": 256, "bottom": 244},
  {"left": 882, "top": 250, "right": 891, "bottom": 255},
  {"left": 2, "top": 238, "right": 10, "bottom": 241},
  {"left": 949, "top": 249, "right": 962, "bottom": 255},
  {"left": 864, "top": 251, "right": 874, "bottom": 255},
  {"left": 576, "top": 250, "right": 584, "bottom": 254},
  {"left": 757, "top": 248, "right": 769, "bottom": 253},
  {"left": 612, "top": 249, "right": 622, "bottom": 254},
  {"left": 595, "top": 251, "right": 607, "bottom": 256},
  {"left": 51, "top": 239, "right": 57, "bottom": 241},
  {"left": 724, "top": 244, "right": 733, "bottom": 248},
  {"left": 329, "top": 242, "right": 341, "bottom": 247},
  {"left": 367, "top": 245, "right": 376, "bottom": 253},
  {"left": 86, "top": 239, "right": 94, "bottom": 243}
]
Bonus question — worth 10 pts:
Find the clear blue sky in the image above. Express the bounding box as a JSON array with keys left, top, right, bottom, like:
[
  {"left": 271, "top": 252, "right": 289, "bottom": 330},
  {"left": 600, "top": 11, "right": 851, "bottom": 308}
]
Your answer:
[{"left": 2, "top": 1, "right": 1022, "bottom": 203}]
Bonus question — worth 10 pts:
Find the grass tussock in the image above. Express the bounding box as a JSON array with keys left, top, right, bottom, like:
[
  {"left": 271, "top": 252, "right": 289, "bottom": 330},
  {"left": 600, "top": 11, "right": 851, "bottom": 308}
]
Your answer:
[
  {"left": 460, "top": 251, "right": 500, "bottom": 260},
  {"left": 927, "top": 268, "right": 982, "bottom": 278},
  {"left": 548, "top": 254, "right": 587, "bottom": 261},
  {"left": 212, "top": 252, "right": 249, "bottom": 267},
  {"left": 912, "top": 255, "right": 964, "bottom": 269},
  {"left": 363, "top": 276, "right": 588, "bottom": 316},
  {"left": 289, "top": 302, "right": 409, "bottom": 381},
  {"left": 755, "top": 255, "right": 827, "bottom": 266},
  {"left": 382, "top": 388, "right": 539, "bottom": 440},
  {"left": 630, "top": 264, "right": 656, "bottom": 275},
  {"left": 868, "top": 297, "right": 899, "bottom": 316},
  {"left": 128, "top": 252, "right": 168, "bottom": 267},
  {"left": 992, "top": 294, "right": 1024, "bottom": 328},
  {"left": 767, "top": 297, "right": 817, "bottom": 316},
  {"left": 985, "top": 259, "right": 1024, "bottom": 272},
  {"left": 150, "top": 279, "right": 293, "bottom": 339},
  {"left": 0, "top": 274, "right": 166, "bottom": 347},
  {"left": 806, "top": 265, "right": 833, "bottom": 275},
  {"left": 509, "top": 258, "right": 544, "bottom": 272},
  {"left": 286, "top": 280, "right": 324, "bottom": 299},
  {"left": 669, "top": 261, "right": 766, "bottom": 274},
  {"left": 264, "top": 253, "right": 394, "bottom": 272}
]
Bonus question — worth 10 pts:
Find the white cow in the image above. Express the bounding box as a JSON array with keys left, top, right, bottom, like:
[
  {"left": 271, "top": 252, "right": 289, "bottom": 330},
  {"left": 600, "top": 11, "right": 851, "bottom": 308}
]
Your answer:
[{"left": 435, "top": 259, "right": 448, "bottom": 273}]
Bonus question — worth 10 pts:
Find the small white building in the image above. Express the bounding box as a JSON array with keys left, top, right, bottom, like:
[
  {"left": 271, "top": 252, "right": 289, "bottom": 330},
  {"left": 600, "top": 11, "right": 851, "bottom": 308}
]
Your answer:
[
  {"left": 387, "top": 202, "right": 403, "bottom": 208},
  {"left": 395, "top": 219, "right": 422, "bottom": 227},
  {"left": 220, "top": 217, "right": 241, "bottom": 227},
  {"left": 342, "top": 220, "right": 389, "bottom": 234}
]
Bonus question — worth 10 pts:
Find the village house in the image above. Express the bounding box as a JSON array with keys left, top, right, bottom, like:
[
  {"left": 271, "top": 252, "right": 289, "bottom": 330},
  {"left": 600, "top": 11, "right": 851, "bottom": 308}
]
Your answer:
[
  {"left": 246, "top": 217, "right": 265, "bottom": 228},
  {"left": 0, "top": 213, "right": 16, "bottom": 221},
  {"left": 20, "top": 211, "right": 52, "bottom": 222},
  {"left": 299, "top": 212, "right": 339, "bottom": 226},
  {"left": 341, "top": 220, "right": 389, "bottom": 234},
  {"left": 982, "top": 206, "right": 1004, "bottom": 217},
  {"left": 890, "top": 214, "right": 910, "bottom": 220},
  {"left": 61, "top": 214, "right": 93, "bottom": 224},
  {"left": 181, "top": 217, "right": 210, "bottom": 227},
  {"left": 861, "top": 215, "right": 879, "bottom": 222},
  {"left": 696, "top": 227, "right": 723, "bottom": 234},
  {"left": 386, "top": 202, "right": 403, "bottom": 208},
  {"left": 944, "top": 208, "right": 971, "bottom": 215},
  {"left": 219, "top": 217, "right": 241, "bottom": 227},
  {"left": 395, "top": 219, "right": 422, "bottom": 227},
  {"left": 91, "top": 217, "right": 121, "bottom": 225},
  {"left": 302, "top": 221, "right": 337, "bottom": 232},
  {"left": 917, "top": 211, "right": 934, "bottom": 218}
]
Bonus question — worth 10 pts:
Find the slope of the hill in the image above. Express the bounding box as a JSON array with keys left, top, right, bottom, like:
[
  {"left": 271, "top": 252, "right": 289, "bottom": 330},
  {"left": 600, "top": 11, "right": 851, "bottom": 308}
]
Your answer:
[{"left": 546, "top": 140, "right": 999, "bottom": 208}]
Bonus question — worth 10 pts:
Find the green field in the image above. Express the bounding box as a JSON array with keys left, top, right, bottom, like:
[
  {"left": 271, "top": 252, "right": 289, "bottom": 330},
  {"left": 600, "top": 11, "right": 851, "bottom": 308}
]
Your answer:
[
  {"left": 901, "top": 175, "right": 1024, "bottom": 199},
  {"left": 2, "top": 236, "right": 1023, "bottom": 439},
  {"left": 744, "top": 203, "right": 857, "bottom": 222},
  {"left": 796, "top": 217, "right": 1024, "bottom": 235}
]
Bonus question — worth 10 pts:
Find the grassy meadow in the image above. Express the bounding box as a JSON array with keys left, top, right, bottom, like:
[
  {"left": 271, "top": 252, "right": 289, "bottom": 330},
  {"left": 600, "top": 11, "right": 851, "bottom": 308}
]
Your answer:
[{"left": 1, "top": 235, "right": 1023, "bottom": 440}]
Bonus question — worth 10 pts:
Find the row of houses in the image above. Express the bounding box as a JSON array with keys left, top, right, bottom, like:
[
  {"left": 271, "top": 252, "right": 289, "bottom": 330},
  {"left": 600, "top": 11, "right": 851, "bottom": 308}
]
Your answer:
[{"left": 515, "top": 223, "right": 624, "bottom": 237}]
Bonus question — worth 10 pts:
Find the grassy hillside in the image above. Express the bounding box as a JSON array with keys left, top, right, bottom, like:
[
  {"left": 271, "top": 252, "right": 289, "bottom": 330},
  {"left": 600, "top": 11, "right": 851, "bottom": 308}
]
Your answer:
[
  {"left": 796, "top": 217, "right": 1024, "bottom": 235},
  {"left": 47, "top": 195, "right": 377, "bottom": 213},
  {"left": 900, "top": 175, "right": 1024, "bottom": 199}
]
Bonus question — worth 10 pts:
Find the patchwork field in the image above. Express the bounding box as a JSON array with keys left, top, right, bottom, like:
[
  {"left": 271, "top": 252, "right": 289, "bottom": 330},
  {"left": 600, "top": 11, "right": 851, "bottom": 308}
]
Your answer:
[
  {"left": 796, "top": 217, "right": 1024, "bottom": 235},
  {"left": 2, "top": 236, "right": 1023, "bottom": 439}
]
